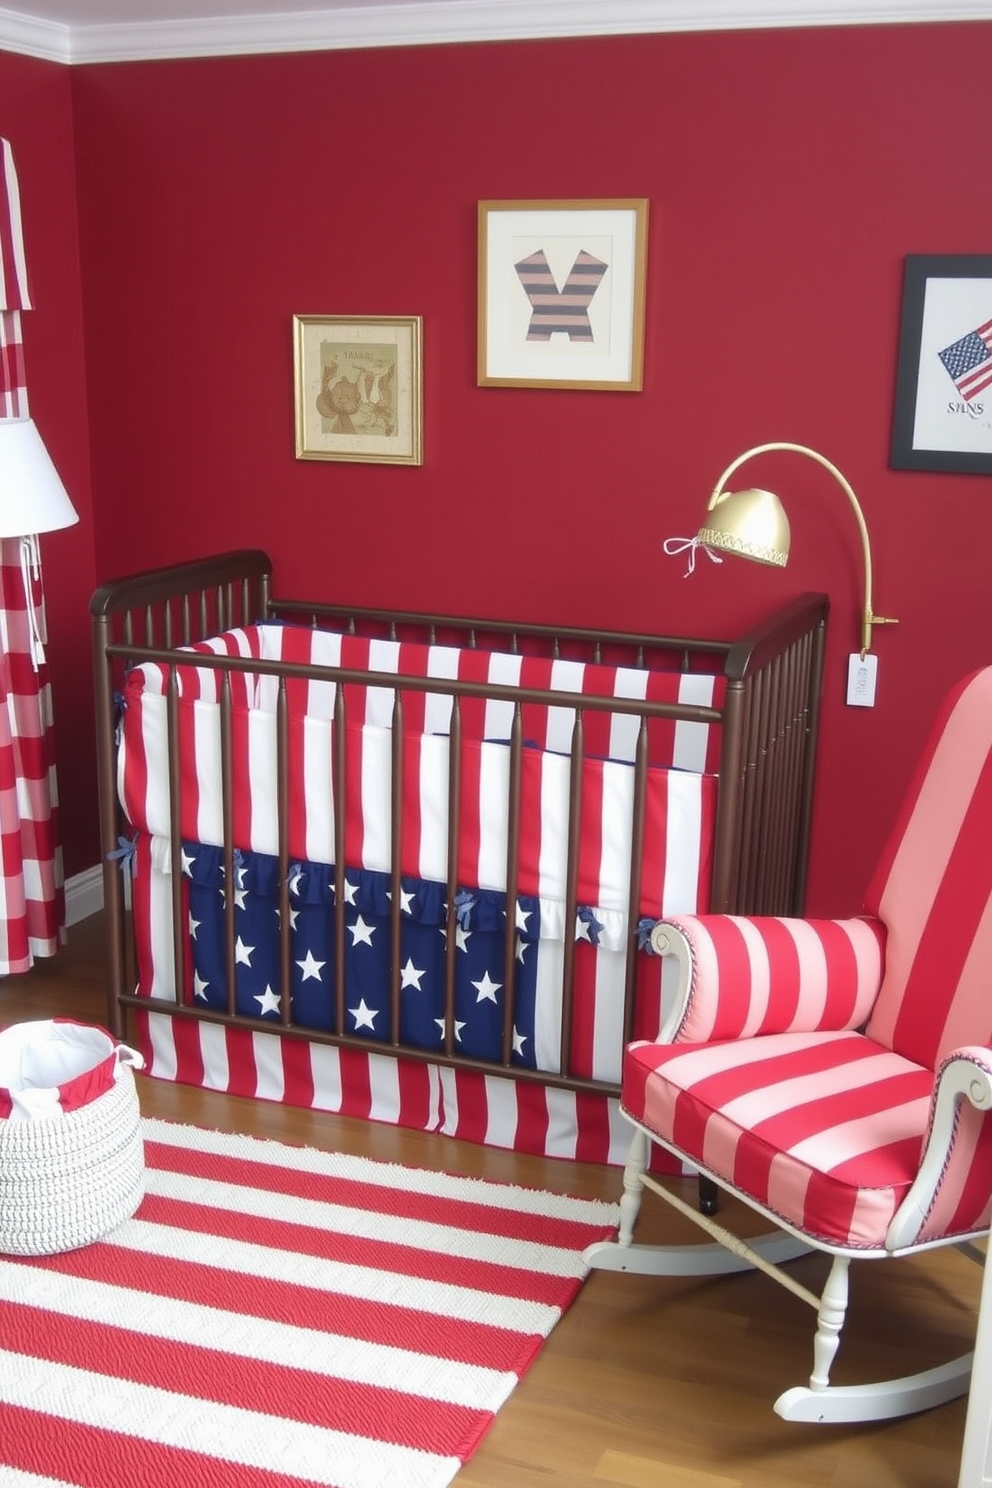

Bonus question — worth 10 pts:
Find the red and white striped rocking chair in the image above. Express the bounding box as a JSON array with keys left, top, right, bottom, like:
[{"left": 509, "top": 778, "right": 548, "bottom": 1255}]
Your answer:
[{"left": 585, "top": 665, "right": 992, "bottom": 1423}]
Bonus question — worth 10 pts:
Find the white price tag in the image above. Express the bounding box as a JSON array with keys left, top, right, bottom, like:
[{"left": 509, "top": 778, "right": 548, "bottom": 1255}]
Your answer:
[{"left": 846, "top": 653, "right": 878, "bottom": 708}]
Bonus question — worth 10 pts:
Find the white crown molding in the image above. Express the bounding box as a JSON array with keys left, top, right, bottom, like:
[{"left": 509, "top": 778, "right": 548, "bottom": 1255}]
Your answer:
[
  {"left": 0, "top": 6, "right": 69, "bottom": 61},
  {"left": 0, "top": 0, "right": 988, "bottom": 65}
]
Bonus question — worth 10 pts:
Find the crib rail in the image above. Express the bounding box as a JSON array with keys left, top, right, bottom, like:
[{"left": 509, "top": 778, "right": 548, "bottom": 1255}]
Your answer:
[{"left": 92, "top": 549, "right": 828, "bottom": 1110}]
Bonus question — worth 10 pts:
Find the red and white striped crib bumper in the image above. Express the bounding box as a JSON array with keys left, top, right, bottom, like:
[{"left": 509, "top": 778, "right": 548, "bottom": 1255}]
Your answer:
[
  {"left": 130, "top": 623, "right": 725, "bottom": 771},
  {"left": 621, "top": 1030, "right": 936, "bottom": 1248}
]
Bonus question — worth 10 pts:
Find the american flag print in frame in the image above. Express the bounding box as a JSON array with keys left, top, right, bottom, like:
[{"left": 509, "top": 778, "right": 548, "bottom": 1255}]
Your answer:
[
  {"left": 294, "top": 314, "right": 423, "bottom": 464},
  {"left": 478, "top": 199, "right": 649, "bottom": 391},
  {"left": 890, "top": 255, "right": 992, "bottom": 475}
]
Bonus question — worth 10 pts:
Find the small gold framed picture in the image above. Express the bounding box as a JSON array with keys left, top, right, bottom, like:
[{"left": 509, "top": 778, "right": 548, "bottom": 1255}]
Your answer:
[{"left": 294, "top": 314, "right": 423, "bottom": 465}]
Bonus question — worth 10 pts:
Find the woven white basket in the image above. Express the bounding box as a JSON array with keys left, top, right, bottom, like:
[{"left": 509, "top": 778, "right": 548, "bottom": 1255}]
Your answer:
[{"left": 0, "top": 1020, "right": 146, "bottom": 1256}]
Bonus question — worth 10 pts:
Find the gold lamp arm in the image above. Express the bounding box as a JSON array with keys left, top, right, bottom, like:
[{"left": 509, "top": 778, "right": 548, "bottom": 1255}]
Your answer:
[{"left": 709, "top": 441, "right": 897, "bottom": 656}]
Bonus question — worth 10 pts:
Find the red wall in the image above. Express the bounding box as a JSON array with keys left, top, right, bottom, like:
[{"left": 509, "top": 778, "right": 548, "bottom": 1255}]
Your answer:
[{"left": 2, "top": 21, "right": 991, "bottom": 906}]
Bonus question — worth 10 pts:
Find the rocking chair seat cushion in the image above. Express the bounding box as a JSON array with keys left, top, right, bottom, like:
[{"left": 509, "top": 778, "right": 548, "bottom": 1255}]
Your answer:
[{"left": 622, "top": 1030, "right": 934, "bottom": 1248}]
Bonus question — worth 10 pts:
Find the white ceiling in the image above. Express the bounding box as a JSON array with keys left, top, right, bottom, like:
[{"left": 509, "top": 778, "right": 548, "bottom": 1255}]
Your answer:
[{"left": 0, "top": 0, "right": 988, "bottom": 64}]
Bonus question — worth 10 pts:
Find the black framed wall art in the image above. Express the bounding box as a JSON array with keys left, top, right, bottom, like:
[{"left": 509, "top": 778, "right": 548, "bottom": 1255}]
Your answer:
[{"left": 890, "top": 254, "right": 992, "bottom": 475}]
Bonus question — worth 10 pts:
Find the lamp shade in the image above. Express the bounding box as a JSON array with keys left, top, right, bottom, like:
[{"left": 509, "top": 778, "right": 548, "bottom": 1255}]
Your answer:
[
  {"left": 696, "top": 486, "right": 790, "bottom": 568},
  {"left": 0, "top": 418, "right": 78, "bottom": 538}
]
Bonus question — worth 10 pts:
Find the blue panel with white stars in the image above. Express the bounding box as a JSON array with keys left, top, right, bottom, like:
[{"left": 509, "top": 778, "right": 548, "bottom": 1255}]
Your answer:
[{"left": 182, "top": 842, "right": 543, "bottom": 1068}]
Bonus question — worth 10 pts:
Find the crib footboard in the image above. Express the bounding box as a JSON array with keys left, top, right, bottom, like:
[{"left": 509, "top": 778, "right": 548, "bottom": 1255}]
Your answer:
[{"left": 91, "top": 549, "right": 827, "bottom": 1162}]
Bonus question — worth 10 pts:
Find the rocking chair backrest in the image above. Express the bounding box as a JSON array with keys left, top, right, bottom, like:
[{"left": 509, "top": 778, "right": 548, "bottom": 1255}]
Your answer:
[{"left": 865, "top": 666, "right": 992, "bottom": 1072}]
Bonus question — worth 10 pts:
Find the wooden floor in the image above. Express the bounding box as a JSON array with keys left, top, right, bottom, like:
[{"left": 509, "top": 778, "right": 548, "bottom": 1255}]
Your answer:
[{"left": 0, "top": 915, "right": 978, "bottom": 1488}]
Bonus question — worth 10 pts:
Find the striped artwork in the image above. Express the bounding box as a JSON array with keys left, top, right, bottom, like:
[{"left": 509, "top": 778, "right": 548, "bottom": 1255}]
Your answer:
[
  {"left": 0, "top": 1118, "right": 619, "bottom": 1488},
  {"left": 514, "top": 248, "right": 609, "bottom": 342}
]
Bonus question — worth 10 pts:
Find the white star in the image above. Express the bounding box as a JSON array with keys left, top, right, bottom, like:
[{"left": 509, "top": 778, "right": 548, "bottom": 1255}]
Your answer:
[
  {"left": 440, "top": 923, "right": 473, "bottom": 952},
  {"left": 234, "top": 935, "right": 255, "bottom": 966},
  {"left": 342, "top": 879, "right": 359, "bottom": 906},
  {"left": 296, "top": 949, "right": 326, "bottom": 981},
  {"left": 515, "top": 903, "right": 531, "bottom": 933},
  {"left": 229, "top": 862, "right": 249, "bottom": 909},
  {"left": 181, "top": 847, "right": 196, "bottom": 877},
  {"left": 350, "top": 998, "right": 378, "bottom": 1030},
  {"left": 512, "top": 1026, "right": 528, "bottom": 1056},
  {"left": 576, "top": 916, "right": 593, "bottom": 942},
  {"left": 255, "top": 986, "right": 281, "bottom": 1016},
  {"left": 435, "top": 1017, "right": 466, "bottom": 1044},
  {"left": 472, "top": 971, "right": 502, "bottom": 1004},
  {"left": 399, "top": 887, "right": 415, "bottom": 914},
  {"left": 218, "top": 863, "right": 249, "bottom": 911},
  {"left": 193, "top": 971, "right": 210, "bottom": 1001},
  {"left": 348, "top": 915, "right": 376, "bottom": 948},
  {"left": 188, "top": 914, "right": 200, "bottom": 940},
  {"left": 516, "top": 936, "right": 529, "bottom": 964},
  {"left": 288, "top": 865, "right": 305, "bottom": 897},
  {"left": 400, "top": 958, "right": 426, "bottom": 990}
]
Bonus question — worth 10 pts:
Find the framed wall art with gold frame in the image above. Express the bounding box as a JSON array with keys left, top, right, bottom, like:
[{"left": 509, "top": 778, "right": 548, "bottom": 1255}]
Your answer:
[
  {"left": 294, "top": 314, "right": 423, "bottom": 464},
  {"left": 477, "top": 199, "right": 648, "bottom": 391}
]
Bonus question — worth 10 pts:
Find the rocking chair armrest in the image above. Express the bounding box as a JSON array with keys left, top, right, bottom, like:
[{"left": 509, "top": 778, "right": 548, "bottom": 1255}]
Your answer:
[
  {"left": 886, "top": 1047, "right": 992, "bottom": 1252},
  {"left": 648, "top": 913, "right": 887, "bottom": 1044}
]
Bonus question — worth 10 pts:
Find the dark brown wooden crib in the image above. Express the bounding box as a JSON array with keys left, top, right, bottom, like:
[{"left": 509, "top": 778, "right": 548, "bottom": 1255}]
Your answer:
[{"left": 91, "top": 548, "right": 828, "bottom": 1163}]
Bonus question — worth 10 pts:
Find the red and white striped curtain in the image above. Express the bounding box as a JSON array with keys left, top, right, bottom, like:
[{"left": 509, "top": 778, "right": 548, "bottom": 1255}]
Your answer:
[{"left": 0, "top": 138, "right": 66, "bottom": 972}]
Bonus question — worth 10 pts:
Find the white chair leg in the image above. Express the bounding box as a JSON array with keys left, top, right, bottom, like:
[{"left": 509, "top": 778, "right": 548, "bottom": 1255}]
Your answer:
[
  {"left": 617, "top": 1126, "right": 648, "bottom": 1245},
  {"left": 810, "top": 1253, "right": 849, "bottom": 1390}
]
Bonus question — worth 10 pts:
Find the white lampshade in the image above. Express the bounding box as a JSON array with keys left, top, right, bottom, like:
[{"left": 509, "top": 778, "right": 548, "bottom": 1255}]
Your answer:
[{"left": 0, "top": 417, "right": 79, "bottom": 538}]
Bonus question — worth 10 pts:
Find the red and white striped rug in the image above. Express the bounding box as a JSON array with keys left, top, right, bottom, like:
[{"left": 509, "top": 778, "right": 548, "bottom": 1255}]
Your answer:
[{"left": 0, "top": 1117, "right": 619, "bottom": 1488}]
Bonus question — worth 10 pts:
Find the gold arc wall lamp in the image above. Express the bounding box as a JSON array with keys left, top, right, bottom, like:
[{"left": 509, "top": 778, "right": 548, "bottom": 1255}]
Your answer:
[{"left": 689, "top": 441, "right": 898, "bottom": 657}]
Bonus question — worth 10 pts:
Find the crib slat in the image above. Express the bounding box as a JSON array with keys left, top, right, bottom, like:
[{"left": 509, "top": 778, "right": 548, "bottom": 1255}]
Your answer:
[
  {"left": 443, "top": 698, "right": 463, "bottom": 1060},
  {"left": 622, "top": 717, "right": 651, "bottom": 1047},
  {"left": 500, "top": 702, "right": 524, "bottom": 1068},
  {"left": 389, "top": 689, "right": 405, "bottom": 1048},
  {"left": 166, "top": 665, "right": 185, "bottom": 1010},
  {"left": 276, "top": 676, "right": 292, "bottom": 1028},
  {"left": 220, "top": 669, "right": 237, "bottom": 1018},
  {"left": 333, "top": 679, "right": 348, "bottom": 1038},
  {"left": 558, "top": 709, "right": 585, "bottom": 1082}
]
